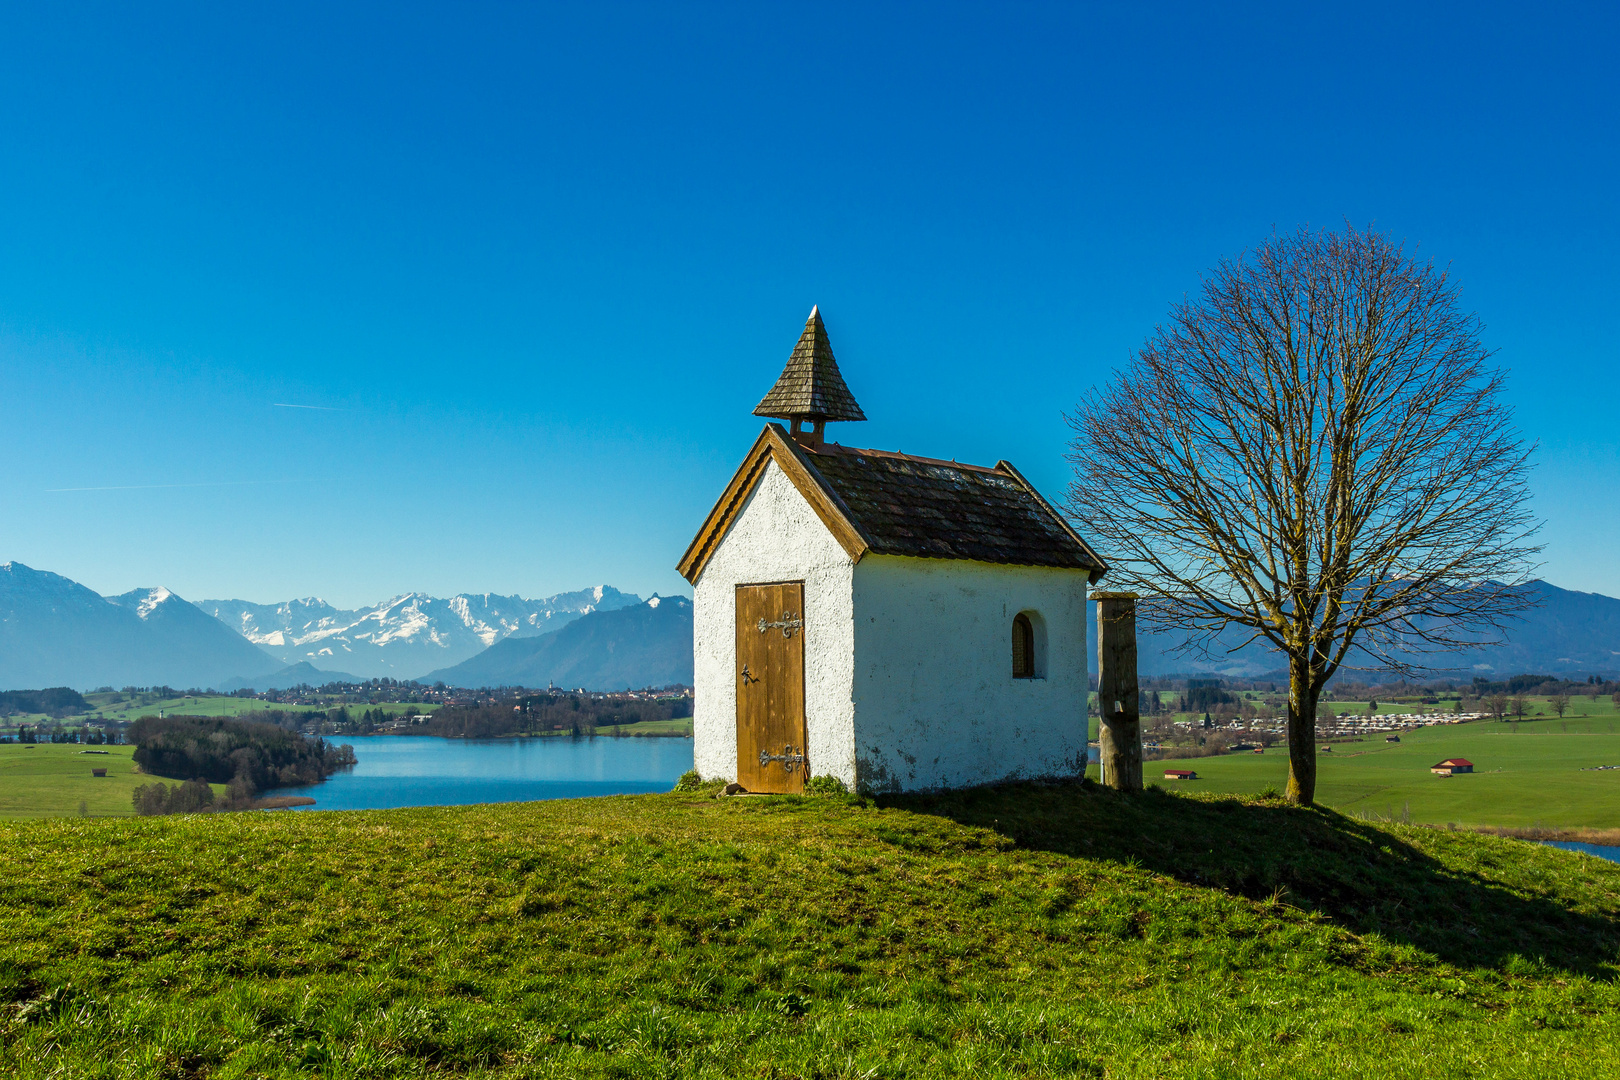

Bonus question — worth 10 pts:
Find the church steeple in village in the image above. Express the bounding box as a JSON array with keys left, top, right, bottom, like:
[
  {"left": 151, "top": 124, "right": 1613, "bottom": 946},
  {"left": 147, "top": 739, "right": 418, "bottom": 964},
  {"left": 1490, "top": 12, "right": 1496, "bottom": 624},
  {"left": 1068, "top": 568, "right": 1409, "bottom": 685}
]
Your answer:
[{"left": 753, "top": 306, "right": 866, "bottom": 448}]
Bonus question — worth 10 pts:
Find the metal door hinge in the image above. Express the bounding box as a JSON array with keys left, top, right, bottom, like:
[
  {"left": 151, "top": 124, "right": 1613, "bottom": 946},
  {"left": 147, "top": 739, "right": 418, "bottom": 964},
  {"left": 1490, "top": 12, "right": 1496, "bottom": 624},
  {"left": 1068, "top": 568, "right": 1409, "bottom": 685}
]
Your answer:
[
  {"left": 757, "top": 611, "right": 804, "bottom": 638},
  {"left": 759, "top": 745, "right": 806, "bottom": 774}
]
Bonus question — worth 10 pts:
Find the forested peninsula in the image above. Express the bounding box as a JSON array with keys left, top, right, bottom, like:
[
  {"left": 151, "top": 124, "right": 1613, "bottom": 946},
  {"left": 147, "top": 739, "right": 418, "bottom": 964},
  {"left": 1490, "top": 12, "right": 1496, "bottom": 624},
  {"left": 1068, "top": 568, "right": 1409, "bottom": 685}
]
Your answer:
[{"left": 129, "top": 713, "right": 355, "bottom": 815}]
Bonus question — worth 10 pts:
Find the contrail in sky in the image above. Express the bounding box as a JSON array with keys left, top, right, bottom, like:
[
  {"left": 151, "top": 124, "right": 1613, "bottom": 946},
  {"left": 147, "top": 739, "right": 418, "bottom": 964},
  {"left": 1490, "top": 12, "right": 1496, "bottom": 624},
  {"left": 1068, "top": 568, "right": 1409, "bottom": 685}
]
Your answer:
[
  {"left": 272, "top": 402, "right": 344, "bottom": 410},
  {"left": 46, "top": 479, "right": 325, "bottom": 493}
]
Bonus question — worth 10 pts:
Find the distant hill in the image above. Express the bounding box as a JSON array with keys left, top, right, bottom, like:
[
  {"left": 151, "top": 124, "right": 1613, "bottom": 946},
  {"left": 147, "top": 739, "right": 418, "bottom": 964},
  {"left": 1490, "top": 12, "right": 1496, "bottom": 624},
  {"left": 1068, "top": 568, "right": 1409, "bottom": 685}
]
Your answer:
[
  {"left": 0, "top": 687, "right": 90, "bottom": 717},
  {"left": 217, "top": 661, "right": 362, "bottom": 693},
  {"left": 425, "top": 596, "right": 693, "bottom": 690},
  {"left": 0, "top": 563, "right": 282, "bottom": 691},
  {"left": 1114, "top": 579, "right": 1620, "bottom": 679},
  {"left": 196, "top": 587, "right": 641, "bottom": 679}
]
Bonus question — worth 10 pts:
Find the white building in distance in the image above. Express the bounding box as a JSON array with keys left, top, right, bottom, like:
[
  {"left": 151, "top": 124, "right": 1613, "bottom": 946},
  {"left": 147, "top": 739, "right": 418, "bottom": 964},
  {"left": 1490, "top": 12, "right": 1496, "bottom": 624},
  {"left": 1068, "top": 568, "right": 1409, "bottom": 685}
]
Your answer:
[{"left": 678, "top": 307, "right": 1107, "bottom": 794}]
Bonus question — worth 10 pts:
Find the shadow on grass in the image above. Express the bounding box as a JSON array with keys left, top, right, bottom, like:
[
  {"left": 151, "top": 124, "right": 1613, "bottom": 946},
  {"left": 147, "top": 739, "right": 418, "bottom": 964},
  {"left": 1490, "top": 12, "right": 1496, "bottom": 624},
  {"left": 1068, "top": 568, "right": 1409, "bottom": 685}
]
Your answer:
[{"left": 885, "top": 781, "right": 1620, "bottom": 977}]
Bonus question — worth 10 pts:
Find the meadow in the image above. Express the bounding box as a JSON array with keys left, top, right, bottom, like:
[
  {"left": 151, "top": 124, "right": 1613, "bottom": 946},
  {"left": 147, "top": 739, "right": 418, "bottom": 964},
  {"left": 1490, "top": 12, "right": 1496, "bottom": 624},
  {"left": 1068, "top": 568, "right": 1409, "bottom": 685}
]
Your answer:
[
  {"left": 3, "top": 783, "right": 1618, "bottom": 1078},
  {"left": 0, "top": 743, "right": 227, "bottom": 820},
  {"left": 2, "top": 692, "right": 445, "bottom": 729},
  {"left": 601, "top": 716, "right": 695, "bottom": 737},
  {"left": 1149, "top": 713, "right": 1620, "bottom": 829}
]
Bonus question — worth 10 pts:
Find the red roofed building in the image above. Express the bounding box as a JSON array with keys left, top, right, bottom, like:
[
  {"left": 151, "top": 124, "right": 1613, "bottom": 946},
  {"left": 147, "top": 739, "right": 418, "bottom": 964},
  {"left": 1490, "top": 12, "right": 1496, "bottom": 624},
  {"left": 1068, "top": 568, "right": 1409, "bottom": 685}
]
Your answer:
[
  {"left": 1430, "top": 758, "right": 1474, "bottom": 776},
  {"left": 1163, "top": 768, "right": 1197, "bottom": 780}
]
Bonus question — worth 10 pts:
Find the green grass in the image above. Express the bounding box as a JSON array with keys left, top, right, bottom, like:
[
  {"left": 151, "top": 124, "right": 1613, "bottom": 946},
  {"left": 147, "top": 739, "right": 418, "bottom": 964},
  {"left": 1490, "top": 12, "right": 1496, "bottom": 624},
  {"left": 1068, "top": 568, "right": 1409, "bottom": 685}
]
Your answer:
[
  {"left": 84, "top": 693, "right": 301, "bottom": 725},
  {"left": 1148, "top": 719, "right": 1620, "bottom": 827},
  {"left": 2, "top": 784, "right": 1618, "bottom": 1077},
  {"left": 0, "top": 743, "right": 227, "bottom": 820},
  {"left": 602, "top": 717, "right": 694, "bottom": 736},
  {"left": 3, "top": 694, "right": 446, "bottom": 729}
]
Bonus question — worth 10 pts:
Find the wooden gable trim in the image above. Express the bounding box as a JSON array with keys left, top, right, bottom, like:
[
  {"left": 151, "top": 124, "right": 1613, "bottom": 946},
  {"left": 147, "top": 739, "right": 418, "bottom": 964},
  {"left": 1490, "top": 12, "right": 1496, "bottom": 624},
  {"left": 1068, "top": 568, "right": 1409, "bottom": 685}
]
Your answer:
[
  {"left": 993, "top": 459, "right": 1110, "bottom": 584},
  {"left": 676, "top": 424, "right": 871, "bottom": 584},
  {"left": 772, "top": 426, "right": 874, "bottom": 559}
]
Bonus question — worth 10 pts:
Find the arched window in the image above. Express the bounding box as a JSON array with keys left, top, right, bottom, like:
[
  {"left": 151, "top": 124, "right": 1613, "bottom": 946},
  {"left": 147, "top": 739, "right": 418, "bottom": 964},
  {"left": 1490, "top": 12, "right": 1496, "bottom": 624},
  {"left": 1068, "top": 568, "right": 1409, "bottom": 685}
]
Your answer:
[{"left": 1012, "top": 613, "right": 1035, "bottom": 678}]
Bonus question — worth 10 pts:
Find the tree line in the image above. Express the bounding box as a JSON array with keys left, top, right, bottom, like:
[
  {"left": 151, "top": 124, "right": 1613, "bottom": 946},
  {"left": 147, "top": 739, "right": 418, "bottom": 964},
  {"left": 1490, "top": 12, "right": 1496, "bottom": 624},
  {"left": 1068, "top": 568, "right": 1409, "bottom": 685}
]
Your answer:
[
  {"left": 129, "top": 713, "right": 356, "bottom": 812},
  {"left": 0, "top": 687, "right": 89, "bottom": 718},
  {"left": 418, "top": 693, "right": 691, "bottom": 739},
  {"left": 132, "top": 779, "right": 221, "bottom": 816}
]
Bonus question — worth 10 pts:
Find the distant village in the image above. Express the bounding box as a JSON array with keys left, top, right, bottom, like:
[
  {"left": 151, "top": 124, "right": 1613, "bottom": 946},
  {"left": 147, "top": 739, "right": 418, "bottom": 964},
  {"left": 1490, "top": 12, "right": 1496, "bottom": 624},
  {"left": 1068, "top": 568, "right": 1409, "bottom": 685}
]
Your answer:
[
  {"left": 1, "top": 680, "right": 695, "bottom": 744},
  {"left": 4, "top": 671, "right": 1612, "bottom": 753}
]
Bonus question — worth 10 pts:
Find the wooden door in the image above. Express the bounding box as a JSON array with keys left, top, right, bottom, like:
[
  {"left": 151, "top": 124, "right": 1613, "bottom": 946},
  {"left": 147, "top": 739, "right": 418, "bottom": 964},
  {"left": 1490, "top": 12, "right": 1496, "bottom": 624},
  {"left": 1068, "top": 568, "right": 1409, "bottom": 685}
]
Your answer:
[{"left": 735, "top": 581, "right": 807, "bottom": 793}]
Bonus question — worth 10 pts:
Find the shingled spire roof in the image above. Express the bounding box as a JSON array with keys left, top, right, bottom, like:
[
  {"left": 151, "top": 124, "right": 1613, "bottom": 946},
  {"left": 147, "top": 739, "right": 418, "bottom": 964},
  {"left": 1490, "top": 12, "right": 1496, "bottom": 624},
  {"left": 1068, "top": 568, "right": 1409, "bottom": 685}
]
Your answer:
[{"left": 753, "top": 306, "right": 867, "bottom": 423}]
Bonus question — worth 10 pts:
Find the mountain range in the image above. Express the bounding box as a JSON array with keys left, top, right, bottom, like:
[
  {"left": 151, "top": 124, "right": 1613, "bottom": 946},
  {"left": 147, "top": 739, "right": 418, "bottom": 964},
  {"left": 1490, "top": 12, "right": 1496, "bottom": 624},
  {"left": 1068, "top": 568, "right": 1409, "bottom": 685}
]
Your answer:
[
  {"left": 1121, "top": 579, "right": 1620, "bottom": 679},
  {"left": 196, "top": 587, "right": 641, "bottom": 679},
  {"left": 0, "top": 563, "right": 654, "bottom": 691},
  {"left": 425, "top": 596, "right": 693, "bottom": 690},
  {"left": 0, "top": 563, "right": 281, "bottom": 690},
  {"left": 4, "top": 559, "right": 1620, "bottom": 692}
]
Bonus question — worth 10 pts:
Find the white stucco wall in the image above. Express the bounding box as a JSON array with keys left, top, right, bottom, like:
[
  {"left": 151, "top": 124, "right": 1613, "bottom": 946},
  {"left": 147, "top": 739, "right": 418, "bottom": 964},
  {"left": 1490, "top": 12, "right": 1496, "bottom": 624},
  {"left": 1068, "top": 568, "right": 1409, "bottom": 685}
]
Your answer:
[
  {"left": 691, "top": 460, "right": 857, "bottom": 786},
  {"left": 850, "top": 555, "right": 1089, "bottom": 792}
]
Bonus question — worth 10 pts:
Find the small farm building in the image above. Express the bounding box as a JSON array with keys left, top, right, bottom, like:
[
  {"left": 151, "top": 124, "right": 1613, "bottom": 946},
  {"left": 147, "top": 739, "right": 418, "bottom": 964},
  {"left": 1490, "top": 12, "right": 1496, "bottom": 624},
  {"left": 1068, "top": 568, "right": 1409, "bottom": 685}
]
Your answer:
[
  {"left": 1385, "top": 734, "right": 1401, "bottom": 743},
  {"left": 1163, "top": 769, "right": 1197, "bottom": 780},
  {"left": 1430, "top": 758, "right": 1475, "bottom": 776},
  {"left": 679, "top": 308, "right": 1107, "bottom": 795}
]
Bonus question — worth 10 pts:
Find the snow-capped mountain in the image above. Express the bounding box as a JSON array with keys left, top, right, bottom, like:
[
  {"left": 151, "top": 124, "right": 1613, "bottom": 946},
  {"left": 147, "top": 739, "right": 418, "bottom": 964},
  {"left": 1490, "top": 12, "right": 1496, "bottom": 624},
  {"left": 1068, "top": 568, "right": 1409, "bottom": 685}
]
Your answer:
[
  {"left": 0, "top": 563, "right": 281, "bottom": 690},
  {"left": 195, "top": 586, "right": 642, "bottom": 679},
  {"left": 425, "top": 596, "right": 693, "bottom": 690}
]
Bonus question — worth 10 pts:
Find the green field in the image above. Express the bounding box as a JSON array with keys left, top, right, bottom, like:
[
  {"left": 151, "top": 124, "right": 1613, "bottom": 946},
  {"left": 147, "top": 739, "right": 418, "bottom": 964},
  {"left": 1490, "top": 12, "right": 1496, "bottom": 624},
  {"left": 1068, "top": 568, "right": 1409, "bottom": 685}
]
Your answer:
[
  {"left": 601, "top": 717, "right": 694, "bottom": 737},
  {"left": 3, "top": 693, "right": 444, "bottom": 729},
  {"left": 80, "top": 693, "right": 442, "bottom": 724},
  {"left": 1145, "top": 717, "right": 1620, "bottom": 827},
  {"left": 0, "top": 743, "right": 227, "bottom": 820},
  {"left": 3, "top": 784, "right": 1618, "bottom": 1078}
]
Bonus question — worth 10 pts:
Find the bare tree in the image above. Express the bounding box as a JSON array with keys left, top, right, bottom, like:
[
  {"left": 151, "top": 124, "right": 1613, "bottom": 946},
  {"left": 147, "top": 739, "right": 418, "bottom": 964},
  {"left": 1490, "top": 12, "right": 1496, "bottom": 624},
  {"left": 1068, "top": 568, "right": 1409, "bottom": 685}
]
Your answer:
[
  {"left": 1510, "top": 694, "right": 1529, "bottom": 720},
  {"left": 1551, "top": 693, "right": 1571, "bottom": 719},
  {"left": 1066, "top": 225, "right": 1539, "bottom": 804},
  {"left": 1488, "top": 693, "right": 1509, "bottom": 722}
]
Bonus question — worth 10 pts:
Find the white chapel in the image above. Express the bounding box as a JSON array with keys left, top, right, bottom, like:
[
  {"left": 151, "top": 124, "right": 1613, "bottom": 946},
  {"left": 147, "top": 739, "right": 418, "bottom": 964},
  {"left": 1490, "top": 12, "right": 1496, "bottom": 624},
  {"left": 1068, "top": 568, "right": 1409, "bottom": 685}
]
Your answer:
[{"left": 678, "top": 308, "right": 1107, "bottom": 794}]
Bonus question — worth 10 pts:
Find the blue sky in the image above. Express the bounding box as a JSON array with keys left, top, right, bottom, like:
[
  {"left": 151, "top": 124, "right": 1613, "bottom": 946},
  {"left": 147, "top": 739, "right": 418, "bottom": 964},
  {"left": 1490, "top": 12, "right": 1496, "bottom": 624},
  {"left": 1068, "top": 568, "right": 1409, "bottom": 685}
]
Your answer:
[{"left": 1, "top": 3, "right": 1615, "bottom": 608}]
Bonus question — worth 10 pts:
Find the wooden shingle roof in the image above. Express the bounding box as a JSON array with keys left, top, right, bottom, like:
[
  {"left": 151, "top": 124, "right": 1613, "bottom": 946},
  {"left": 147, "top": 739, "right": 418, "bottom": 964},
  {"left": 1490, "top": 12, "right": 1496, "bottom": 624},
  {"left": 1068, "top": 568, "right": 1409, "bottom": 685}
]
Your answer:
[
  {"left": 805, "top": 445, "right": 1102, "bottom": 570},
  {"left": 678, "top": 424, "right": 1107, "bottom": 583},
  {"left": 753, "top": 307, "right": 867, "bottom": 423}
]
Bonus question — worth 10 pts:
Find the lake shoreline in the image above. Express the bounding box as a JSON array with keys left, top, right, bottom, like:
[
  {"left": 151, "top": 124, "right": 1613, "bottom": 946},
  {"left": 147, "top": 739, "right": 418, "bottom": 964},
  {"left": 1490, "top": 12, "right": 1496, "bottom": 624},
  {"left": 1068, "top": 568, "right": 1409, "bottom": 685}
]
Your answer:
[
  {"left": 263, "top": 733, "right": 693, "bottom": 811},
  {"left": 360, "top": 729, "right": 692, "bottom": 741},
  {"left": 1473, "top": 824, "right": 1620, "bottom": 846}
]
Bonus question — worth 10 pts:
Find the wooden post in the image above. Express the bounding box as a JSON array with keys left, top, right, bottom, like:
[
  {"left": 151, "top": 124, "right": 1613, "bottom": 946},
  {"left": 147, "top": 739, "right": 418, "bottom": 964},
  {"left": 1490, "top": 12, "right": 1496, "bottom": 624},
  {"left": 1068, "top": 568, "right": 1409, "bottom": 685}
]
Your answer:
[{"left": 1095, "top": 591, "right": 1142, "bottom": 791}]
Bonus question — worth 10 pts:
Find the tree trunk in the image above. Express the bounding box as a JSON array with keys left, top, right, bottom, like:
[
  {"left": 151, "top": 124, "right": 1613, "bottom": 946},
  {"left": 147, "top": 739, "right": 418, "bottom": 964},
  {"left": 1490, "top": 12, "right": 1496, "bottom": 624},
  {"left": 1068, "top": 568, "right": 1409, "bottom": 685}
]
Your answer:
[{"left": 1285, "top": 655, "right": 1318, "bottom": 805}]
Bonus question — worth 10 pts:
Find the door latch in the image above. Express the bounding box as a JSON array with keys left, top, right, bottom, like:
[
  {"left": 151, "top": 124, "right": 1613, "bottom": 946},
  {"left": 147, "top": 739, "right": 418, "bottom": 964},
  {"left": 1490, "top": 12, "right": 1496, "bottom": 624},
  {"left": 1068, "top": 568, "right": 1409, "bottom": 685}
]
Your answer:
[{"left": 739, "top": 664, "right": 757, "bottom": 685}]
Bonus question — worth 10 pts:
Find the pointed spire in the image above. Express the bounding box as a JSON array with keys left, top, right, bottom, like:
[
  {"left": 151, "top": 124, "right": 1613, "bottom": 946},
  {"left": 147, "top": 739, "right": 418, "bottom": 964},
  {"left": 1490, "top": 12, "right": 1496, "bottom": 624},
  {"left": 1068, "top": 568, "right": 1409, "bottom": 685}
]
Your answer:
[{"left": 753, "top": 306, "right": 867, "bottom": 423}]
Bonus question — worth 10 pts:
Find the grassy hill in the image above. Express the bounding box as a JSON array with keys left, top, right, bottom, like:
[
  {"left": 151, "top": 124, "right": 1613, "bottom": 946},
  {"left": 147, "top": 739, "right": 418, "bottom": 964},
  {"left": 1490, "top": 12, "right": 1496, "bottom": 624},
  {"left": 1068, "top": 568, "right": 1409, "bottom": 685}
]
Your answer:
[{"left": 3, "top": 784, "right": 1618, "bottom": 1077}]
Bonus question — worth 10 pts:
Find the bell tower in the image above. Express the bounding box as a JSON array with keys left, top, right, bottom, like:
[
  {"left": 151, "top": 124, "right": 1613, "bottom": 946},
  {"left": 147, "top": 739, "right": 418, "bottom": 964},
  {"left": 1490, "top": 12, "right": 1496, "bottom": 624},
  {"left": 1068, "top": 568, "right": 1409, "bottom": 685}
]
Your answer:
[{"left": 753, "top": 306, "right": 866, "bottom": 448}]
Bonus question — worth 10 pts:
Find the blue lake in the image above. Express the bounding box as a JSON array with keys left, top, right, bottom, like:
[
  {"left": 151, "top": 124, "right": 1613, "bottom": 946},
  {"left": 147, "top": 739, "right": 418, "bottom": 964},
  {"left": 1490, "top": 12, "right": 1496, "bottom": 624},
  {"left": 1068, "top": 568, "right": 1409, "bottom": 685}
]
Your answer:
[
  {"left": 1542, "top": 840, "right": 1620, "bottom": 864},
  {"left": 268, "top": 735, "right": 694, "bottom": 811}
]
